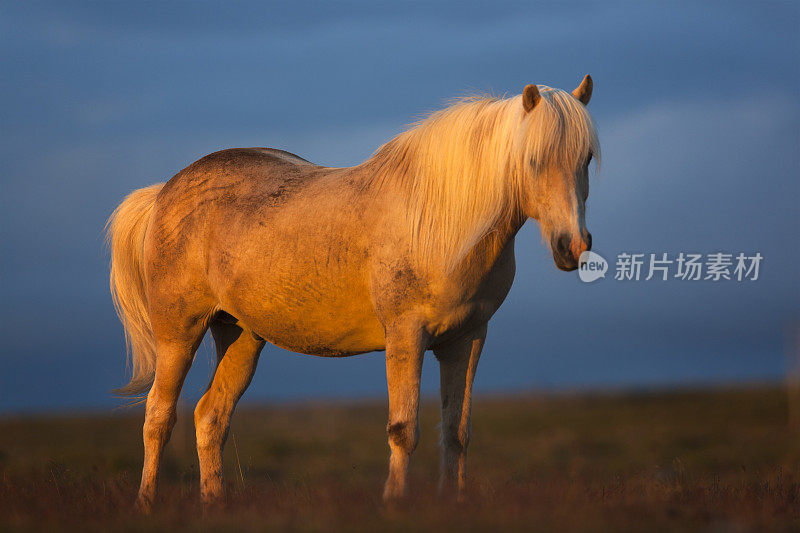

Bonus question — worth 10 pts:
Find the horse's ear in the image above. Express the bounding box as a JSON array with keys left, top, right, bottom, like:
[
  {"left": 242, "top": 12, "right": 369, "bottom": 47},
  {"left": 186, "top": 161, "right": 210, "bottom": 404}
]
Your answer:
[
  {"left": 522, "top": 84, "right": 541, "bottom": 112},
  {"left": 572, "top": 74, "right": 593, "bottom": 105}
]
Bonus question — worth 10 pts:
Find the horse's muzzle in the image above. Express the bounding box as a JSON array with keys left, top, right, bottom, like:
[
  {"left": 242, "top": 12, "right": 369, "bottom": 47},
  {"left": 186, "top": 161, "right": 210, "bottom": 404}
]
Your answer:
[{"left": 551, "top": 232, "right": 592, "bottom": 272}]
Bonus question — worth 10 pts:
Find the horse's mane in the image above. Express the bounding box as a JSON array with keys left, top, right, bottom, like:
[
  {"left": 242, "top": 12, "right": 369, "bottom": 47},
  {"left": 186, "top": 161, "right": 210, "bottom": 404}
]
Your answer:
[{"left": 361, "top": 86, "right": 600, "bottom": 269}]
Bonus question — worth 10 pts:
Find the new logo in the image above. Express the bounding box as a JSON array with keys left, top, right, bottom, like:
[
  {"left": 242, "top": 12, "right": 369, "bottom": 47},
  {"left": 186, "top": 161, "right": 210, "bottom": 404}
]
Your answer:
[{"left": 578, "top": 251, "right": 608, "bottom": 283}]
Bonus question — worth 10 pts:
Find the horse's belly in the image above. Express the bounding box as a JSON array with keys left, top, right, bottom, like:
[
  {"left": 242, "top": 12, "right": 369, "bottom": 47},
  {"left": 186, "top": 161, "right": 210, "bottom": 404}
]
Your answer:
[
  {"left": 261, "top": 329, "right": 384, "bottom": 357},
  {"left": 255, "top": 311, "right": 386, "bottom": 357},
  {"left": 222, "top": 280, "right": 387, "bottom": 357}
]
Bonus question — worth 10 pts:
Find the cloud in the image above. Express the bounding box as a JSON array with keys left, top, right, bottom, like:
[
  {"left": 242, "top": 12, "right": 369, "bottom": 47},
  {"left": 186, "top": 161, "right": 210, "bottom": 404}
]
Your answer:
[{"left": 1, "top": 1, "right": 798, "bottom": 410}]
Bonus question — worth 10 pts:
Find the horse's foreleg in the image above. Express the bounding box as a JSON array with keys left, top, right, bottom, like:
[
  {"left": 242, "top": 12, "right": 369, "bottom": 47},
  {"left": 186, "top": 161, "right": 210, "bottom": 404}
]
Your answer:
[
  {"left": 195, "top": 319, "right": 264, "bottom": 507},
  {"left": 383, "top": 323, "right": 427, "bottom": 502},
  {"left": 433, "top": 324, "right": 486, "bottom": 501},
  {"left": 136, "top": 327, "right": 205, "bottom": 513}
]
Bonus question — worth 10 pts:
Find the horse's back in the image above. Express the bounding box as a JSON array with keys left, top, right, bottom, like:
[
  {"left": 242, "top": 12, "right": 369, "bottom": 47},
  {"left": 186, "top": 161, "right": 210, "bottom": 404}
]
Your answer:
[
  {"left": 161, "top": 147, "right": 316, "bottom": 194},
  {"left": 144, "top": 146, "right": 388, "bottom": 355},
  {"left": 152, "top": 147, "right": 329, "bottom": 235},
  {"left": 248, "top": 147, "right": 314, "bottom": 166}
]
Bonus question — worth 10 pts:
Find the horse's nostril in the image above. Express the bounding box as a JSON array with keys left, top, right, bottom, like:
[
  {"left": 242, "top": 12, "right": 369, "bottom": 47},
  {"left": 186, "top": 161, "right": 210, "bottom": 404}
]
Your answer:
[
  {"left": 586, "top": 232, "right": 592, "bottom": 251},
  {"left": 557, "top": 235, "right": 570, "bottom": 254}
]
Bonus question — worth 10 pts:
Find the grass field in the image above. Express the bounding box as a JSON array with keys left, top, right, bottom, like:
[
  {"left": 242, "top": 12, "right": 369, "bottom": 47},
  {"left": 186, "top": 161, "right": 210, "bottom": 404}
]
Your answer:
[{"left": 1, "top": 386, "right": 798, "bottom": 531}]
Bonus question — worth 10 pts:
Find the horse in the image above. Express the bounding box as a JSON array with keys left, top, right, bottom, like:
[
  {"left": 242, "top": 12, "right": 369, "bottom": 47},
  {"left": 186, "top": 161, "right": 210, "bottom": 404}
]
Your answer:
[{"left": 107, "top": 76, "right": 599, "bottom": 511}]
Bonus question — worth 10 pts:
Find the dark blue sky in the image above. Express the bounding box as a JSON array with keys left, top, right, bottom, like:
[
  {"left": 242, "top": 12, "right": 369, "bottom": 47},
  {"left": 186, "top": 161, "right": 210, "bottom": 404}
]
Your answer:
[{"left": 1, "top": 1, "right": 798, "bottom": 412}]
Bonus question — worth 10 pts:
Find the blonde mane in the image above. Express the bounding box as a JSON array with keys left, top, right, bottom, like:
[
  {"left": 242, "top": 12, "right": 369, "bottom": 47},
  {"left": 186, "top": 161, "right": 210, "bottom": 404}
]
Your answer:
[{"left": 362, "top": 86, "right": 600, "bottom": 270}]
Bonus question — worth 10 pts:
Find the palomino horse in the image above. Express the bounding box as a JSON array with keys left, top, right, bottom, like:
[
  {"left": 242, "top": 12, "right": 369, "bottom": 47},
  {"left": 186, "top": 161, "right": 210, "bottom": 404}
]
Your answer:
[{"left": 107, "top": 76, "right": 598, "bottom": 510}]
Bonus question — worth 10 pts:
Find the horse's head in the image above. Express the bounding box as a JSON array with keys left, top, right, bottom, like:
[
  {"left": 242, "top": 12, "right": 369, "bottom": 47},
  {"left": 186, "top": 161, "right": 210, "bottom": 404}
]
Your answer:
[{"left": 518, "top": 75, "right": 598, "bottom": 271}]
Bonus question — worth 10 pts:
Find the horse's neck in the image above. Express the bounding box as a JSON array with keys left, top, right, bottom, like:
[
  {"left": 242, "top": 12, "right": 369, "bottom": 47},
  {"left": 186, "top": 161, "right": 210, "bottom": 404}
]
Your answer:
[{"left": 459, "top": 212, "right": 525, "bottom": 275}]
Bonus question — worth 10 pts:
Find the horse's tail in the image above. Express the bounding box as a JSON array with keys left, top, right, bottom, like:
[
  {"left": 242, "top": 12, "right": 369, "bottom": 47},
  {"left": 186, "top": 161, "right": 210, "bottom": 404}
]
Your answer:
[{"left": 106, "top": 183, "right": 164, "bottom": 397}]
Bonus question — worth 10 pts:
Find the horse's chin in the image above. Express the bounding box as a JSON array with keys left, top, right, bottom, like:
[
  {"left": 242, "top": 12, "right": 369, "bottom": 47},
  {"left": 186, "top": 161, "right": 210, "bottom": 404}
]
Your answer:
[{"left": 553, "top": 256, "right": 579, "bottom": 271}]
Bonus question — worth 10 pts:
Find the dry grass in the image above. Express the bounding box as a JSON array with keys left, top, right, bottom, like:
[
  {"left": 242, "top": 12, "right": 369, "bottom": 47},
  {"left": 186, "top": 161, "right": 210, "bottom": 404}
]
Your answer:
[{"left": 1, "top": 386, "right": 798, "bottom": 531}]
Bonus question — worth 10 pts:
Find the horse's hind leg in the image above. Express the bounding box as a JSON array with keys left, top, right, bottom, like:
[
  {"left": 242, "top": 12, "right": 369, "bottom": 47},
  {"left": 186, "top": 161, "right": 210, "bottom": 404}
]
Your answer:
[
  {"left": 136, "top": 312, "right": 210, "bottom": 513},
  {"left": 432, "top": 324, "right": 486, "bottom": 501},
  {"left": 194, "top": 315, "right": 264, "bottom": 506}
]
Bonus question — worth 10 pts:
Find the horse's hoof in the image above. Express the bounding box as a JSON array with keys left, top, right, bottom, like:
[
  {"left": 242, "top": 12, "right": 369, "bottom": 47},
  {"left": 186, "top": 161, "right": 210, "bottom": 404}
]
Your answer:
[
  {"left": 201, "top": 493, "right": 226, "bottom": 514},
  {"left": 382, "top": 484, "right": 404, "bottom": 503},
  {"left": 383, "top": 487, "right": 402, "bottom": 502},
  {"left": 382, "top": 496, "right": 409, "bottom": 514},
  {"left": 134, "top": 495, "right": 153, "bottom": 515}
]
